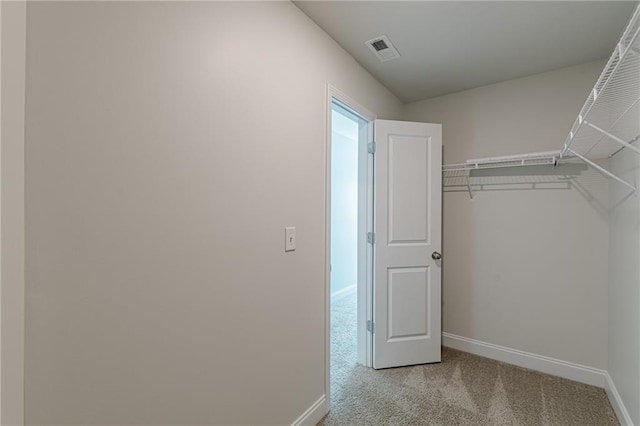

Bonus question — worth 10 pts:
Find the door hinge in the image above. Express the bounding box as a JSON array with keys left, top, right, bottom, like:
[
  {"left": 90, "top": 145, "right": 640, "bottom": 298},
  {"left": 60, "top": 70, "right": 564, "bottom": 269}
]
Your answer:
[
  {"left": 367, "top": 232, "right": 376, "bottom": 244},
  {"left": 367, "top": 320, "right": 375, "bottom": 334},
  {"left": 367, "top": 142, "right": 376, "bottom": 154}
]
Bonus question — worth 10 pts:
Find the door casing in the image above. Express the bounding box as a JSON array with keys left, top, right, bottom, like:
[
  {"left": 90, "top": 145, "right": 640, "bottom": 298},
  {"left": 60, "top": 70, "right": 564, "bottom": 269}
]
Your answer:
[{"left": 325, "top": 85, "right": 376, "bottom": 408}]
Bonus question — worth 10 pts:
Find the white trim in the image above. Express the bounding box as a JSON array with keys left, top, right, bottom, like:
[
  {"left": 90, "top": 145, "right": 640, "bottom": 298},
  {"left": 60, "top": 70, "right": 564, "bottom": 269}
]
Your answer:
[
  {"left": 291, "top": 395, "right": 328, "bottom": 426},
  {"left": 330, "top": 284, "right": 356, "bottom": 303},
  {"left": 324, "top": 84, "right": 377, "bottom": 410},
  {"left": 604, "top": 372, "right": 634, "bottom": 426},
  {"left": 442, "top": 333, "right": 607, "bottom": 388}
]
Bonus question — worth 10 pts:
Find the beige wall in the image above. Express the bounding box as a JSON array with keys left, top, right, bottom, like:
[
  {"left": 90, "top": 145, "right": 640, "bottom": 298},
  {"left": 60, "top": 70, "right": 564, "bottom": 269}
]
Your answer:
[
  {"left": 20, "top": 1, "right": 634, "bottom": 422},
  {"left": 608, "top": 141, "right": 640, "bottom": 423},
  {"left": 24, "top": 2, "right": 402, "bottom": 425},
  {"left": 1, "top": 1, "right": 26, "bottom": 425},
  {"left": 404, "top": 60, "right": 609, "bottom": 369}
]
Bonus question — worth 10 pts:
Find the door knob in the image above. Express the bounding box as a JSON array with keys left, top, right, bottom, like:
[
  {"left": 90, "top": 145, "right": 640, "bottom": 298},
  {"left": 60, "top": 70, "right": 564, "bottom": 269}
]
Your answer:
[{"left": 432, "top": 251, "right": 442, "bottom": 260}]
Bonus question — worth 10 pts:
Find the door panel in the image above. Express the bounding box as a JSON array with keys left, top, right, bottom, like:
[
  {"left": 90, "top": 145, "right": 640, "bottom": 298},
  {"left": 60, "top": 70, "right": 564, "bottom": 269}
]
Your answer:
[
  {"left": 373, "top": 119, "right": 442, "bottom": 369},
  {"left": 387, "top": 267, "right": 430, "bottom": 340},
  {"left": 388, "top": 135, "right": 429, "bottom": 244}
]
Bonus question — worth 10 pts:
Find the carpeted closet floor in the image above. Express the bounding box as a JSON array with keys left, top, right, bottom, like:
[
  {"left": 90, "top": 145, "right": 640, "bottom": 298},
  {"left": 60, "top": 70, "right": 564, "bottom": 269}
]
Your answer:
[{"left": 320, "top": 291, "right": 618, "bottom": 426}]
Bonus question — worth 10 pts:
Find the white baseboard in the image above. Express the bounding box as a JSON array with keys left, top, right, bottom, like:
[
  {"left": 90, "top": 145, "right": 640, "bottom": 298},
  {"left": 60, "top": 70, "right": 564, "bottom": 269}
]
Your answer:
[
  {"left": 442, "top": 332, "right": 607, "bottom": 388},
  {"left": 330, "top": 284, "right": 356, "bottom": 303},
  {"left": 291, "top": 395, "right": 328, "bottom": 426},
  {"left": 605, "top": 372, "right": 634, "bottom": 426}
]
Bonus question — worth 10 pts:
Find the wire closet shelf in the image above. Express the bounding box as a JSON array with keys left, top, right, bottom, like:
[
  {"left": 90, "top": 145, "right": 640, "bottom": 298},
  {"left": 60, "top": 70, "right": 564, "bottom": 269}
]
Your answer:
[
  {"left": 559, "top": 2, "right": 640, "bottom": 193},
  {"left": 442, "top": 151, "right": 561, "bottom": 199},
  {"left": 443, "top": 3, "right": 640, "bottom": 196}
]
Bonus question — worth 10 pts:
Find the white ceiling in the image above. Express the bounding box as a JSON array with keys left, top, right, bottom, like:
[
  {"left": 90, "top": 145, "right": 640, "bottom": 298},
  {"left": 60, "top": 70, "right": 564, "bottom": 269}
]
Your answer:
[{"left": 294, "top": 1, "right": 637, "bottom": 103}]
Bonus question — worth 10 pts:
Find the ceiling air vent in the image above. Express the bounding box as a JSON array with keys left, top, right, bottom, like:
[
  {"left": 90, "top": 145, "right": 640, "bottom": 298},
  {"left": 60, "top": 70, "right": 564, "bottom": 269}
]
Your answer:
[{"left": 365, "top": 35, "right": 400, "bottom": 63}]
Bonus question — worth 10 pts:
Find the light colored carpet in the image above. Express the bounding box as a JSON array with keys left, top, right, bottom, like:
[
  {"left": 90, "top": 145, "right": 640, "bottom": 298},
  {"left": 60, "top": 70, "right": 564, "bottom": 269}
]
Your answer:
[{"left": 322, "top": 291, "right": 618, "bottom": 426}]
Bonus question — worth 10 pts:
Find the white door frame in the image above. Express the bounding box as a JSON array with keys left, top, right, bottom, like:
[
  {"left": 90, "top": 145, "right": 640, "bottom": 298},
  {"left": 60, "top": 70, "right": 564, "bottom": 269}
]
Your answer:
[{"left": 324, "top": 85, "right": 375, "bottom": 407}]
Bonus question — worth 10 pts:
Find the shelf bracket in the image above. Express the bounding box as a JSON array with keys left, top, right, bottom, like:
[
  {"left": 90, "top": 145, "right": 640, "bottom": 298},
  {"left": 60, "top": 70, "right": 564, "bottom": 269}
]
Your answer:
[
  {"left": 567, "top": 148, "right": 637, "bottom": 194},
  {"left": 465, "top": 170, "right": 474, "bottom": 199},
  {"left": 584, "top": 121, "right": 640, "bottom": 156}
]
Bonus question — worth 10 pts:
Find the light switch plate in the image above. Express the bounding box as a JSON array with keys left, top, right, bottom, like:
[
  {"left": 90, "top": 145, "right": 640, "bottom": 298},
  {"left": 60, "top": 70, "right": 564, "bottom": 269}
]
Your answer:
[{"left": 285, "top": 227, "right": 296, "bottom": 252}]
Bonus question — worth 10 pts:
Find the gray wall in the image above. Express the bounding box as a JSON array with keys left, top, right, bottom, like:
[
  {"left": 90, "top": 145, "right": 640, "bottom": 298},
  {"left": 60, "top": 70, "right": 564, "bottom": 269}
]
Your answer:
[
  {"left": 404, "top": 60, "right": 610, "bottom": 369},
  {"left": 1, "top": 2, "right": 26, "bottom": 425},
  {"left": 609, "top": 142, "right": 640, "bottom": 423},
  {"left": 24, "top": 2, "right": 402, "bottom": 424}
]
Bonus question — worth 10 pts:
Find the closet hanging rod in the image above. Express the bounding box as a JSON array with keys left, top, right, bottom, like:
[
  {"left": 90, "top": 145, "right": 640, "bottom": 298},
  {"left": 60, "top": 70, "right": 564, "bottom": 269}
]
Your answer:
[
  {"left": 583, "top": 121, "right": 640, "bottom": 156},
  {"left": 566, "top": 148, "right": 637, "bottom": 193},
  {"left": 582, "top": 93, "right": 640, "bottom": 157},
  {"left": 609, "top": 134, "right": 640, "bottom": 158},
  {"left": 585, "top": 90, "right": 640, "bottom": 156}
]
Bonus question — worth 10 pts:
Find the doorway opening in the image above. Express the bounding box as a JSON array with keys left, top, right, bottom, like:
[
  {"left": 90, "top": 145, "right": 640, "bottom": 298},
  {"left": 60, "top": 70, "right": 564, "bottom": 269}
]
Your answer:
[{"left": 329, "top": 96, "right": 373, "bottom": 400}]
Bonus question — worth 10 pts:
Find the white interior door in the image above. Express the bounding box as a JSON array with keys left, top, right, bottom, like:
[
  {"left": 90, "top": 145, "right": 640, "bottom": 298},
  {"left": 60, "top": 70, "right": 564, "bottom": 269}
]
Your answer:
[{"left": 373, "top": 119, "right": 442, "bottom": 369}]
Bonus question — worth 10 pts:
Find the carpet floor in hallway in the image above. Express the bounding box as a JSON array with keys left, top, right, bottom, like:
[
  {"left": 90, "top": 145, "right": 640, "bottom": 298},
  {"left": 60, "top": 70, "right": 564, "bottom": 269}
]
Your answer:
[{"left": 321, "top": 291, "right": 618, "bottom": 426}]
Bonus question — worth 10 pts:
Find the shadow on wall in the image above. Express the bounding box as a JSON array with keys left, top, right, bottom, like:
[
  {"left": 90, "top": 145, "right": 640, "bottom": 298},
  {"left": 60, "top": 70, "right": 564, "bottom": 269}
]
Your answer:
[
  {"left": 439, "top": 159, "right": 611, "bottom": 351},
  {"left": 443, "top": 162, "right": 586, "bottom": 193},
  {"left": 443, "top": 161, "right": 618, "bottom": 220}
]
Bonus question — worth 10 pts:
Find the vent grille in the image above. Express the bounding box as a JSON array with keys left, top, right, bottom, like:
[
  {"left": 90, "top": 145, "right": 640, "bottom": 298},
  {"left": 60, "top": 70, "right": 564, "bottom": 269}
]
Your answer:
[
  {"left": 371, "top": 39, "right": 389, "bottom": 52},
  {"left": 365, "top": 35, "right": 400, "bottom": 63}
]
